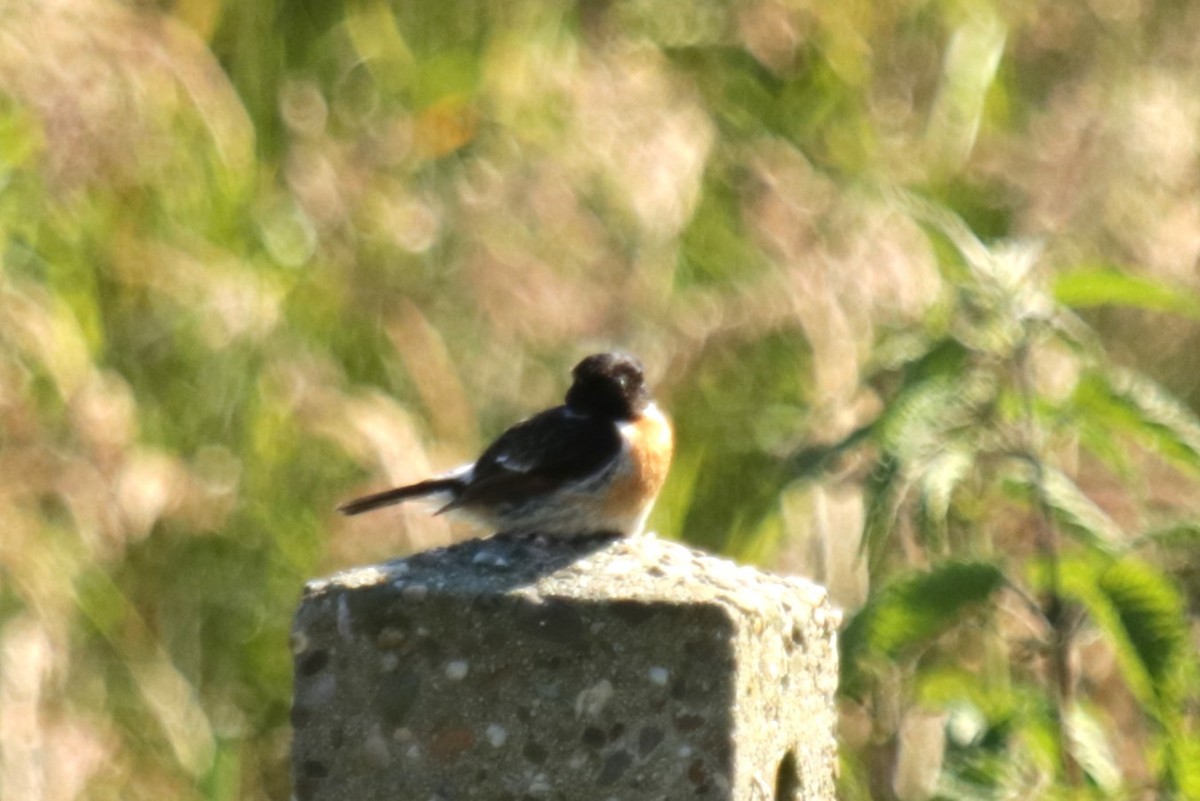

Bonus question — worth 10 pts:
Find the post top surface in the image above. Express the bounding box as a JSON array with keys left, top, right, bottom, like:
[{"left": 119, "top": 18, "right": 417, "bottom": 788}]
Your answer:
[{"left": 304, "top": 534, "right": 836, "bottom": 627}]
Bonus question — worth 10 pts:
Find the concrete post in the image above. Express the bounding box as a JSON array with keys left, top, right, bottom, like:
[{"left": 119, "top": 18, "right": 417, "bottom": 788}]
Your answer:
[{"left": 290, "top": 534, "right": 839, "bottom": 800}]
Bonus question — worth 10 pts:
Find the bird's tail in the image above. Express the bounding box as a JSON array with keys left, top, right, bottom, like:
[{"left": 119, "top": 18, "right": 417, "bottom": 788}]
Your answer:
[{"left": 337, "top": 477, "right": 462, "bottom": 516}]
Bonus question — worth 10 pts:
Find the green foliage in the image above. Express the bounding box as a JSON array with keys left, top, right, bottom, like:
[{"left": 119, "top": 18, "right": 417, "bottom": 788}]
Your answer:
[
  {"left": 819, "top": 204, "right": 1200, "bottom": 799},
  {"left": 1074, "top": 368, "right": 1200, "bottom": 476},
  {"left": 1054, "top": 269, "right": 1200, "bottom": 321},
  {"left": 840, "top": 561, "right": 1005, "bottom": 697},
  {"left": 1059, "top": 556, "right": 1191, "bottom": 710},
  {"left": 1014, "top": 463, "right": 1124, "bottom": 554}
]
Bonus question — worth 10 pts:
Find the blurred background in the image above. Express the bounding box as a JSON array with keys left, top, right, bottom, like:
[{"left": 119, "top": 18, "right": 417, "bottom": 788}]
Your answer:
[{"left": 2, "top": 0, "right": 1199, "bottom": 798}]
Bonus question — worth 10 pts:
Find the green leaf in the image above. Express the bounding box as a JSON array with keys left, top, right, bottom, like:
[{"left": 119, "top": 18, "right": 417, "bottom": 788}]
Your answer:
[
  {"left": 682, "top": 447, "right": 789, "bottom": 553},
  {"left": 1054, "top": 268, "right": 1200, "bottom": 319},
  {"left": 892, "top": 189, "right": 994, "bottom": 280},
  {"left": 1061, "top": 557, "right": 1190, "bottom": 710},
  {"left": 916, "top": 445, "right": 973, "bottom": 551},
  {"left": 861, "top": 454, "right": 904, "bottom": 570},
  {"left": 874, "top": 359, "right": 997, "bottom": 472},
  {"left": 1134, "top": 521, "right": 1200, "bottom": 554},
  {"left": 903, "top": 338, "right": 972, "bottom": 382},
  {"left": 840, "top": 561, "right": 1006, "bottom": 697},
  {"left": 1011, "top": 461, "right": 1123, "bottom": 553},
  {"left": 1074, "top": 368, "right": 1200, "bottom": 475},
  {"left": 782, "top": 423, "right": 874, "bottom": 482},
  {"left": 877, "top": 374, "right": 971, "bottom": 460},
  {"left": 1166, "top": 734, "right": 1200, "bottom": 799},
  {"left": 1096, "top": 560, "right": 1189, "bottom": 700},
  {"left": 1065, "top": 705, "right": 1122, "bottom": 793},
  {"left": 916, "top": 666, "right": 1020, "bottom": 740}
]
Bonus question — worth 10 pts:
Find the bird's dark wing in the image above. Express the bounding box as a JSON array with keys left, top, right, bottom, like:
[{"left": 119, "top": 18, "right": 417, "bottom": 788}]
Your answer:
[{"left": 448, "top": 405, "right": 621, "bottom": 510}]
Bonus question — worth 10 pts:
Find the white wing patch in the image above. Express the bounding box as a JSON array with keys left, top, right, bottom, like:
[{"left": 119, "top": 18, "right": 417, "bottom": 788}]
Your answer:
[
  {"left": 438, "top": 463, "right": 475, "bottom": 482},
  {"left": 493, "top": 451, "right": 535, "bottom": 473}
]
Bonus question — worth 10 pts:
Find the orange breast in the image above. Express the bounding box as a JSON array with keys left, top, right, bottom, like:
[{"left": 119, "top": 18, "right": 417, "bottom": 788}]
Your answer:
[{"left": 603, "top": 404, "right": 674, "bottom": 521}]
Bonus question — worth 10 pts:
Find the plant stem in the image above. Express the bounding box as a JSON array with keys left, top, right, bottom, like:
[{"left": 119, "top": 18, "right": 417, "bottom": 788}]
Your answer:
[{"left": 1013, "top": 340, "right": 1082, "bottom": 786}]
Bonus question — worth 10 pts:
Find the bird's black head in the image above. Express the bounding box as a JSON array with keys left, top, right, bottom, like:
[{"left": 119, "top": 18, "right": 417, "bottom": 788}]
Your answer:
[{"left": 564, "top": 352, "right": 649, "bottom": 420}]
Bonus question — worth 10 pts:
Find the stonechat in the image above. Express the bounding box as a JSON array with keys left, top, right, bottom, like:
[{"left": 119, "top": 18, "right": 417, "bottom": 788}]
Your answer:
[{"left": 338, "top": 352, "right": 673, "bottom": 537}]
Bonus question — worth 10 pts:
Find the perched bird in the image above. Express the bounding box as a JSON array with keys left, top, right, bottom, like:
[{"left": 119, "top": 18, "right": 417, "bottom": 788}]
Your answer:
[{"left": 338, "top": 352, "right": 673, "bottom": 538}]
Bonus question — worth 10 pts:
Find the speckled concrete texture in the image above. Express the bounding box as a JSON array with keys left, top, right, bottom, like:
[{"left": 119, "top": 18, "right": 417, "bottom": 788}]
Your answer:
[{"left": 291, "top": 534, "right": 839, "bottom": 800}]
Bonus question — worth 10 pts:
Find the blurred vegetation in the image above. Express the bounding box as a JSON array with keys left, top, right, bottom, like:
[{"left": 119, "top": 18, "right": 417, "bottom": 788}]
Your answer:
[{"left": 1, "top": 0, "right": 1199, "bottom": 799}]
